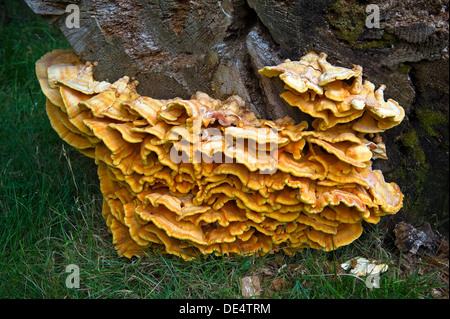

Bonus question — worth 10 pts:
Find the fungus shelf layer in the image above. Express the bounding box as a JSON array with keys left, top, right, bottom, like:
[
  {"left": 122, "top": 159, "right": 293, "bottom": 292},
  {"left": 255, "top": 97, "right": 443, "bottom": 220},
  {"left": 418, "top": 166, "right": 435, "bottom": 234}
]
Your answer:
[{"left": 36, "top": 49, "right": 404, "bottom": 259}]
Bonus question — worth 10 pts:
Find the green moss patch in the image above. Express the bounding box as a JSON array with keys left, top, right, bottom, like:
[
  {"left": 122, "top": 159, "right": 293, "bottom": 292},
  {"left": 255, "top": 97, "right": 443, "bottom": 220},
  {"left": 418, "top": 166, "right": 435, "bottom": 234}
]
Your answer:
[
  {"left": 416, "top": 108, "right": 447, "bottom": 138},
  {"left": 327, "top": 0, "right": 366, "bottom": 46},
  {"left": 399, "top": 129, "right": 428, "bottom": 169}
]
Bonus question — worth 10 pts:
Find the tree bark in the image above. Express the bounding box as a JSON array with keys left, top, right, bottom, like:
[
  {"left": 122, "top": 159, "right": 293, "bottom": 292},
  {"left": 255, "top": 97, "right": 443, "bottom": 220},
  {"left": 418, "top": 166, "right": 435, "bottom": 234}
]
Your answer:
[{"left": 25, "top": 0, "right": 449, "bottom": 236}]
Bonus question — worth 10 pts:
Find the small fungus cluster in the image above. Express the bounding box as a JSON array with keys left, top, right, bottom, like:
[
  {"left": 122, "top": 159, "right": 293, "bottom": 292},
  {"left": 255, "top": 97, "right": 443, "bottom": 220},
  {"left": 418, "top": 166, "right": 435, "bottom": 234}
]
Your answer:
[{"left": 36, "top": 50, "right": 404, "bottom": 259}]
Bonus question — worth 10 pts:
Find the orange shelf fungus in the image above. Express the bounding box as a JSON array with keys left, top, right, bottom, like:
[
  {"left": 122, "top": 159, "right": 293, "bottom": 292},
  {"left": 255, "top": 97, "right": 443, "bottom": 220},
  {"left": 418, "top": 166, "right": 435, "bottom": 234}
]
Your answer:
[
  {"left": 259, "top": 52, "right": 405, "bottom": 132},
  {"left": 36, "top": 49, "right": 404, "bottom": 259}
]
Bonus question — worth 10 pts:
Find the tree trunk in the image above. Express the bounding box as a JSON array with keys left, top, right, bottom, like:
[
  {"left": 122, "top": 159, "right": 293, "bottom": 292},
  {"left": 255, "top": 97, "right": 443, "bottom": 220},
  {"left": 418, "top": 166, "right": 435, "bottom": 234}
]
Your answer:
[{"left": 25, "top": 0, "right": 449, "bottom": 236}]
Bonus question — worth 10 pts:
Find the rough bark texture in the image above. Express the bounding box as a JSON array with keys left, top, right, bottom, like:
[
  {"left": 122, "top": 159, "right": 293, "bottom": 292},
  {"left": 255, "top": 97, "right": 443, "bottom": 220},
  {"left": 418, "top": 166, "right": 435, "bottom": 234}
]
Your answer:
[{"left": 25, "top": 0, "right": 449, "bottom": 236}]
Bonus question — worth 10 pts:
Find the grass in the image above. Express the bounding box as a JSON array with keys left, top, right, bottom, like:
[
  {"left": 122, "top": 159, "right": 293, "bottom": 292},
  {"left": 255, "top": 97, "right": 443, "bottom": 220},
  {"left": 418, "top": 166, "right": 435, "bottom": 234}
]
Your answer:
[{"left": 0, "top": 1, "right": 447, "bottom": 300}]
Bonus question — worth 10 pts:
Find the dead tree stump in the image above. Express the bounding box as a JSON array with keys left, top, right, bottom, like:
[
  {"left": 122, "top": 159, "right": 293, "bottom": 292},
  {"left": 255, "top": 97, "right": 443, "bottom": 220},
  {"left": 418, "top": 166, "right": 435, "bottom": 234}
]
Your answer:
[{"left": 25, "top": 0, "right": 449, "bottom": 235}]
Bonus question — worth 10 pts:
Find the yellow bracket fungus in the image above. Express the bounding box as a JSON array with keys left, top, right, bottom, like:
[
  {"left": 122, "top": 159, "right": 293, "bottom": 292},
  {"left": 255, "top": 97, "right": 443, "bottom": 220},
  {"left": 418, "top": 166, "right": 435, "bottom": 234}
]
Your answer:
[{"left": 36, "top": 49, "right": 404, "bottom": 260}]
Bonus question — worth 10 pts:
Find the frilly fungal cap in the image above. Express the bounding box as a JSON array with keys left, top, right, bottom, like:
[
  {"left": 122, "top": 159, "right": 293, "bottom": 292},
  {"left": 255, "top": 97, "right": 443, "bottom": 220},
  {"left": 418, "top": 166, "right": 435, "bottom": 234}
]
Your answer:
[{"left": 259, "top": 51, "right": 405, "bottom": 132}]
